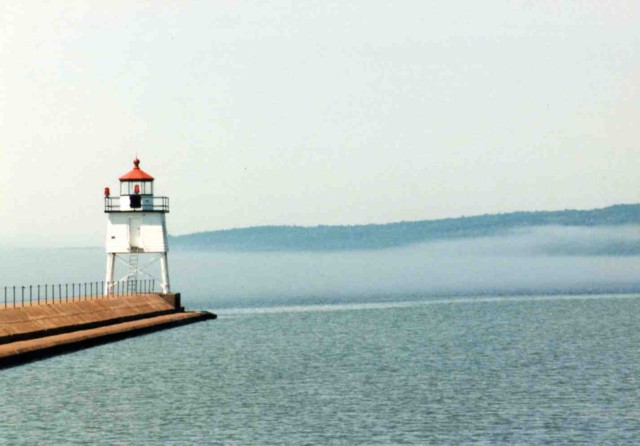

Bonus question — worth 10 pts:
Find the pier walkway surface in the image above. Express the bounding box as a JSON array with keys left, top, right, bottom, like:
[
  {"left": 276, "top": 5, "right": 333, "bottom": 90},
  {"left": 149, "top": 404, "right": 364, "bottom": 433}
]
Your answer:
[{"left": 0, "top": 293, "right": 215, "bottom": 368}]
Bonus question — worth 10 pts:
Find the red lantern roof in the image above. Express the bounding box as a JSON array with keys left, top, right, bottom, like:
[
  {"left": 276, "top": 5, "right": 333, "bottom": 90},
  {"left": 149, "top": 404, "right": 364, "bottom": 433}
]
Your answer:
[{"left": 119, "top": 158, "right": 155, "bottom": 181}]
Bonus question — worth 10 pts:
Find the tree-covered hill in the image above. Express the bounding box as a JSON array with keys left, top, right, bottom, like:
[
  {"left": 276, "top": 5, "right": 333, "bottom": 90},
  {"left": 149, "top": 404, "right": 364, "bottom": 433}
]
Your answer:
[{"left": 170, "top": 204, "right": 640, "bottom": 252}]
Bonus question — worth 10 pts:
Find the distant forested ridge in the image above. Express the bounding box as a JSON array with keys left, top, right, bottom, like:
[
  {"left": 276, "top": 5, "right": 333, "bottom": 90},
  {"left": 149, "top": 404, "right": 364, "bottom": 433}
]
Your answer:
[{"left": 170, "top": 204, "right": 640, "bottom": 252}]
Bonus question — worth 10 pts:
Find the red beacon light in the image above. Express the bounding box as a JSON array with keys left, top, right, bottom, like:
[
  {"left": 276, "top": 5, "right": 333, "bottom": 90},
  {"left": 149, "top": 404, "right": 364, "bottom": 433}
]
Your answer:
[{"left": 104, "top": 187, "right": 110, "bottom": 197}]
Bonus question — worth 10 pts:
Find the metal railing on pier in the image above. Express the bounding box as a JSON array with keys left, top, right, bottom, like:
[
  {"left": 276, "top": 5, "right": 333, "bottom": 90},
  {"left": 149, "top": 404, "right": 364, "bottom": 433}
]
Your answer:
[{"left": 1, "top": 280, "right": 157, "bottom": 308}]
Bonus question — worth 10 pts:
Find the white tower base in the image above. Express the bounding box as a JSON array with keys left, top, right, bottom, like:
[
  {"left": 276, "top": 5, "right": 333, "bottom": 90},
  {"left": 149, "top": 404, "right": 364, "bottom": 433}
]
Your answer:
[{"left": 103, "top": 252, "right": 170, "bottom": 296}]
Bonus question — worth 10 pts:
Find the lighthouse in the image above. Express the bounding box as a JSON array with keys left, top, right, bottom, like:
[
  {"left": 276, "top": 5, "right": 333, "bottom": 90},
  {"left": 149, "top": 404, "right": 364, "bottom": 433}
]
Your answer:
[{"left": 104, "top": 158, "right": 171, "bottom": 295}]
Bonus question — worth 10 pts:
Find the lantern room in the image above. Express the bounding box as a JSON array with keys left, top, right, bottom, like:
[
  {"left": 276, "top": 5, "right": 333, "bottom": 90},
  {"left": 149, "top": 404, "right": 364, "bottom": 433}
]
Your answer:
[
  {"left": 104, "top": 158, "right": 169, "bottom": 213},
  {"left": 120, "top": 158, "right": 154, "bottom": 195}
]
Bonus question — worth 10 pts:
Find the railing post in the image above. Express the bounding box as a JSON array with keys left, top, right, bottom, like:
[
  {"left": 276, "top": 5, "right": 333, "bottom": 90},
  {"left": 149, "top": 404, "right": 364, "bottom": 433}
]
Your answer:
[
  {"left": 37, "top": 285, "right": 40, "bottom": 305},
  {"left": 21, "top": 286, "right": 25, "bottom": 307}
]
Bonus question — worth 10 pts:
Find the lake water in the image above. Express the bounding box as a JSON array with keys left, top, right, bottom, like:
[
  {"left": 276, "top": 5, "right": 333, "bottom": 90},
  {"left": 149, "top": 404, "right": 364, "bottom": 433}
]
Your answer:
[{"left": 1, "top": 247, "right": 640, "bottom": 444}]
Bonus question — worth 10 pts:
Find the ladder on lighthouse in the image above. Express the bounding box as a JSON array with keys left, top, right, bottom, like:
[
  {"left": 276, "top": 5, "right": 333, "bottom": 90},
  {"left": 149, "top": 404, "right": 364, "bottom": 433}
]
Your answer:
[{"left": 127, "top": 249, "right": 140, "bottom": 293}]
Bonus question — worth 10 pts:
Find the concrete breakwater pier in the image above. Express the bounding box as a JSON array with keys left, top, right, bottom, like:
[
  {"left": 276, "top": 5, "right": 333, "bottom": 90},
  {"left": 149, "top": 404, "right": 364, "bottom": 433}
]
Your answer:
[
  {"left": 0, "top": 292, "right": 215, "bottom": 368},
  {"left": 0, "top": 158, "right": 217, "bottom": 368}
]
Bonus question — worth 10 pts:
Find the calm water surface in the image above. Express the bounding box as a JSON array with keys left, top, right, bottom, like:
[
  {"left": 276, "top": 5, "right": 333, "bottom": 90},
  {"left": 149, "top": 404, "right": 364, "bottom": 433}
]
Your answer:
[{"left": 2, "top": 293, "right": 640, "bottom": 444}]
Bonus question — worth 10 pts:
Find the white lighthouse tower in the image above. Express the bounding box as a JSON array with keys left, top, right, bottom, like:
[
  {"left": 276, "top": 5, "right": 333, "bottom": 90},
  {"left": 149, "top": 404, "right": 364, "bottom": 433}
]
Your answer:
[{"left": 104, "top": 158, "right": 171, "bottom": 295}]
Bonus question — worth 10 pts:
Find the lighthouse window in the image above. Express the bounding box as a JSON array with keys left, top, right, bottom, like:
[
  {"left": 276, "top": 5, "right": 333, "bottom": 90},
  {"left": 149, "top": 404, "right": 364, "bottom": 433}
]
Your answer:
[{"left": 120, "top": 181, "right": 153, "bottom": 196}]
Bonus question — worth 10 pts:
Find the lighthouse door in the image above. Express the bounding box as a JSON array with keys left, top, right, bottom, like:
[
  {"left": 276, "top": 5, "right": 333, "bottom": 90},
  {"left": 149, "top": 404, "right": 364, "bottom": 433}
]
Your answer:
[{"left": 129, "top": 217, "right": 143, "bottom": 249}]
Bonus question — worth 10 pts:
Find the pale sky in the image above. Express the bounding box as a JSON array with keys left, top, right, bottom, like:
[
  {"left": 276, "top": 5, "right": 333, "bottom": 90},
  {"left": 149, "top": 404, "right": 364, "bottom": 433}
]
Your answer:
[{"left": 1, "top": 1, "right": 639, "bottom": 247}]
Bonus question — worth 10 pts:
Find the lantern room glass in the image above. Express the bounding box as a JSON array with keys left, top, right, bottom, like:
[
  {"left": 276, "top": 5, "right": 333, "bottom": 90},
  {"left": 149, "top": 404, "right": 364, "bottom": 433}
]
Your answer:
[{"left": 120, "top": 180, "right": 153, "bottom": 196}]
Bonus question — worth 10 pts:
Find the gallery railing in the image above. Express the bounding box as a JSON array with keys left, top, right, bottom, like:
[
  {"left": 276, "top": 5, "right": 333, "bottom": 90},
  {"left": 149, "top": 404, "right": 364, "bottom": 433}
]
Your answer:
[
  {"left": 1, "top": 279, "right": 157, "bottom": 308},
  {"left": 104, "top": 196, "right": 170, "bottom": 212}
]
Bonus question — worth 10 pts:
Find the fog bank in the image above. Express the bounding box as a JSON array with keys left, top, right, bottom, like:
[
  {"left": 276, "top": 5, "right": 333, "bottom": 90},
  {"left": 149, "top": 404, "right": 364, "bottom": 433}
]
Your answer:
[{"left": 2, "top": 226, "right": 640, "bottom": 307}]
